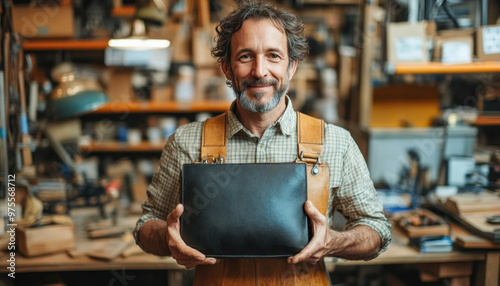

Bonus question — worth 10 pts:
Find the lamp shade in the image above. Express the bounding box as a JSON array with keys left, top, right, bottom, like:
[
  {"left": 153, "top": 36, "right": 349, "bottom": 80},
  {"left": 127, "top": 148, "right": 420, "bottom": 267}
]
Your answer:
[
  {"left": 107, "top": 19, "right": 170, "bottom": 50},
  {"left": 136, "top": 4, "right": 166, "bottom": 26},
  {"left": 48, "top": 90, "right": 108, "bottom": 119},
  {"left": 47, "top": 78, "right": 108, "bottom": 119}
]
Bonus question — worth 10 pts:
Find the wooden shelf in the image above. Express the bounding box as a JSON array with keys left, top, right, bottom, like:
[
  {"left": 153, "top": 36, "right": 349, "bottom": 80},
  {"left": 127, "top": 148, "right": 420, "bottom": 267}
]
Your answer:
[
  {"left": 111, "top": 5, "right": 136, "bottom": 17},
  {"left": 475, "top": 115, "right": 500, "bottom": 126},
  {"left": 91, "top": 100, "right": 232, "bottom": 114},
  {"left": 301, "top": 0, "right": 360, "bottom": 4},
  {"left": 79, "top": 141, "right": 164, "bottom": 153},
  {"left": 388, "top": 61, "right": 500, "bottom": 75},
  {"left": 23, "top": 39, "right": 109, "bottom": 51}
]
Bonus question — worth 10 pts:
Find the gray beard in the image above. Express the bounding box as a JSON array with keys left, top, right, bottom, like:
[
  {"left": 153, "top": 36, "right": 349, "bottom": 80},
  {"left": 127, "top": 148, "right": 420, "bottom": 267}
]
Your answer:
[{"left": 232, "top": 73, "right": 290, "bottom": 113}]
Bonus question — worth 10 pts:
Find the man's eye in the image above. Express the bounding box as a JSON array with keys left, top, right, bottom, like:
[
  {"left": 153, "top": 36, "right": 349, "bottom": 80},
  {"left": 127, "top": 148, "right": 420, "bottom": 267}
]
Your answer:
[{"left": 239, "top": 54, "right": 251, "bottom": 61}]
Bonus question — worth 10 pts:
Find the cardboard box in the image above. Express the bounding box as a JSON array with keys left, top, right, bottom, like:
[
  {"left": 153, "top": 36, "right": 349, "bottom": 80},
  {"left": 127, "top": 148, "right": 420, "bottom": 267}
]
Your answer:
[
  {"left": 17, "top": 224, "right": 75, "bottom": 257},
  {"left": 387, "top": 21, "right": 436, "bottom": 63},
  {"left": 106, "top": 68, "right": 133, "bottom": 102},
  {"left": 12, "top": 5, "right": 74, "bottom": 39},
  {"left": 193, "top": 25, "right": 218, "bottom": 68},
  {"left": 433, "top": 28, "right": 474, "bottom": 63},
  {"left": 476, "top": 25, "right": 500, "bottom": 61}
]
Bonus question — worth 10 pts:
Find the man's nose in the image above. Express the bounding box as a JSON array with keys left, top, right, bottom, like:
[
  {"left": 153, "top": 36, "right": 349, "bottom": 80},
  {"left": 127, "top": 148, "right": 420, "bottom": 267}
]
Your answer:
[{"left": 252, "top": 56, "right": 268, "bottom": 78}]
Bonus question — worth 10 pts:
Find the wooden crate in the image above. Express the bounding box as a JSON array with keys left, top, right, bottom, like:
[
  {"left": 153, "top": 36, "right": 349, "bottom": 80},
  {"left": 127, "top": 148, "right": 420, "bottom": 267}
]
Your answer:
[
  {"left": 17, "top": 224, "right": 75, "bottom": 257},
  {"left": 393, "top": 209, "right": 450, "bottom": 238}
]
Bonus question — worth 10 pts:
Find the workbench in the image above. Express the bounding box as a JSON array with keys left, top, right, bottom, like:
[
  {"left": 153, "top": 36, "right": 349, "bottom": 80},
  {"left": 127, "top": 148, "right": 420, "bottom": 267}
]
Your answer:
[{"left": 0, "top": 208, "right": 498, "bottom": 285}]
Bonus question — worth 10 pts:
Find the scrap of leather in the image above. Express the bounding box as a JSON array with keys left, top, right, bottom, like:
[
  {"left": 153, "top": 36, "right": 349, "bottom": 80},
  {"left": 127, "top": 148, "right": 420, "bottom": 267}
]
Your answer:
[{"left": 193, "top": 258, "right": 330, "bottom": 286}]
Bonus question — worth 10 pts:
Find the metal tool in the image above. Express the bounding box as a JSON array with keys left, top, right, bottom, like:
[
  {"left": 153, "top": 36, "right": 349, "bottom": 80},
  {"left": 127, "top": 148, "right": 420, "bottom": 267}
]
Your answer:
[{"left": 486, "top": 215, "right": 500, "bottom": 225}]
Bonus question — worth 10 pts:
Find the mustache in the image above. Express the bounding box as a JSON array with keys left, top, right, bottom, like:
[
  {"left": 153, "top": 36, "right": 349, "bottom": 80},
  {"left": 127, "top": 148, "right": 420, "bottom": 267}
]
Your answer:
[{"left": 240, "top": 78, "right": 278, "bottom": 89}]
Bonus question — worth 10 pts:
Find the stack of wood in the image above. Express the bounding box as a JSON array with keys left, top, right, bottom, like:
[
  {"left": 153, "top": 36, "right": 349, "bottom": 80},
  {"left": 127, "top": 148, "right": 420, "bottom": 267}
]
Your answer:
[
  {"left": 392, "top": 208, "right": 450, "bottom": 238},
  {"left": 439, "top": 191, "right": 500, "bottom": 246}
]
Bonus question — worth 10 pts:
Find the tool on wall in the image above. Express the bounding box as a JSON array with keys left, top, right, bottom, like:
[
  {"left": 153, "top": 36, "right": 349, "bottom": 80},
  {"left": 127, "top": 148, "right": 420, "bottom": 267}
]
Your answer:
[
  {"left": 17, "top": 43, "right": 33, "bottom": 167},
  {"left": 1, "top": 0, "right": 15, "bottom": 199},
  {"left": 1, "top": 0, "right": 34, "bottom": 178},
  {"left": 0, "top": 71, "right": 7, "bottom": 198}
]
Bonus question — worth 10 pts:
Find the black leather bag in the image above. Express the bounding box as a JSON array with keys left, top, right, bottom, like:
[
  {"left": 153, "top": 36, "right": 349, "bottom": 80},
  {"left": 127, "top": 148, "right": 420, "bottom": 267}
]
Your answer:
[{"left": 181, "top": 163, "right": 310, "bottom": 258}]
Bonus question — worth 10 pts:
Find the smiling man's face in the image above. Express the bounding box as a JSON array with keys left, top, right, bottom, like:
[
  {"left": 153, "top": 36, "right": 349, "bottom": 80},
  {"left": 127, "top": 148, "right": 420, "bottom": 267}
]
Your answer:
[{"left": 222, "top": 18, "right": 298, "bottom": 112}]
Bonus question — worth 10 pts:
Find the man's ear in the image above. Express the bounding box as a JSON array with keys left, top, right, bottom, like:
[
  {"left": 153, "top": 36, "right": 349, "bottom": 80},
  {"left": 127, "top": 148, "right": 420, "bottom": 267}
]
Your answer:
[
  {"left": 221, "top": 59, "right": 231, "bottom": 80},
  {"left": 288, "top": 59, "right": 299, "bottom": 80}
]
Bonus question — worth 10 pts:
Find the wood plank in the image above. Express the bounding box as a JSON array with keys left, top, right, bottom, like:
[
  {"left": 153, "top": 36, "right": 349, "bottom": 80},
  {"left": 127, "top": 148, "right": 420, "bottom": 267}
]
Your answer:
[
  {"left": 87, "top": 226, "right": 127, "bottom": 239},
  {"left": 455, "top": 236, "right": 500, "bottom": 249},
  {"left": 91, "top": 100, "right": 232, "bottom": 113},
  {"left": 475, "top": 115, "right": 500, "bottom": 126},
  {"left": 416, "top": 262, "right": 473, "bottom": 278},
  {"left": 111, "top": 5, "right": 136, "bottom": 17},
  {"left": 445, "top": 192, "right": 500, "bottom": 215},
  {"left": 432, "top": 203, "right": 500, "bottom": 242},
  {"left": 461, "top": 213, "right": 500, "bottom": 233},
  {"left": 79, "top": 141, "right": 164, "bottom": 153},
  {"left": 86, "top": 240, "right": 133, "bottom": 261},
  {"left": 120, "top": 244, "right": 145, "bottom": 258},
  {"left": 358, "top": 1, "right": 379, "bottom": 128},
  {"left": 391, "top": 61, "right": 500, "bottom": 74},
  {"left": 475, "top": 252, "right": 500, "bottom": 286},
  {"left": 484, "top": 252, "right": 500, "bottom": 286},
  {"left": 23, "top": 39, "right": 109, "bottom": 51},
  {"left": 17, "top": 225, "right": 75, "bottom": 257}
]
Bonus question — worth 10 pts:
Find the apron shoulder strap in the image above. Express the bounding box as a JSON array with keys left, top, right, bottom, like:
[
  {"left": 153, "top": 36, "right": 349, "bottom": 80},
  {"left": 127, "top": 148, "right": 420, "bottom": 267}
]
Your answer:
[
  {"left": 295, "top": 112, "right": 329, "bottom": 216},
  {"left": 200, "top": 112, "right": 227, "bottom": 163},
  {"left": 200, "top": 111, "right": 325, "bottom": 162},
  {"left": 296, "top": 111, "right": 324, "bottom": 161}
]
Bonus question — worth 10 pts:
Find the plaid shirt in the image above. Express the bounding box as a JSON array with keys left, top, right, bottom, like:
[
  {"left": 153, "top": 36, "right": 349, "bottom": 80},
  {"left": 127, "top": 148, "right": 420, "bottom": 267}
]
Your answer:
[{"left": 134, "top": 97, "right": 391, "bottom": 258}]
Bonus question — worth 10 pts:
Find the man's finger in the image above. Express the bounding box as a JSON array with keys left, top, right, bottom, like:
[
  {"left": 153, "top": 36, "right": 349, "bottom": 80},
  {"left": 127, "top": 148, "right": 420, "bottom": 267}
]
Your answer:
[
  {"left": 176, "top": 257, "right": 217, "bottom": 266},
  {"left": 173, "top": 241, "right": 206, "bottom": 261},
  {"left": 288, "top": 240, "right": 318, "bottom": 264},
  {"left": 304, "top": 201, "right": 324, "bottom": 223},
  {"left": 167, "top": 204, "right": 184, "bottom": 224}
]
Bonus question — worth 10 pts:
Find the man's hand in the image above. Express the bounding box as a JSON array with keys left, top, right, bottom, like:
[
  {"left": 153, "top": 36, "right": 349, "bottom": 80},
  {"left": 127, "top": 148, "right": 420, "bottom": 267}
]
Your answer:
[
  {"left": 167, "top": 204, "right": 220, "bottom": 269},
  {"left": 288, "top": 201, "right": 334, "bottom": 265}
]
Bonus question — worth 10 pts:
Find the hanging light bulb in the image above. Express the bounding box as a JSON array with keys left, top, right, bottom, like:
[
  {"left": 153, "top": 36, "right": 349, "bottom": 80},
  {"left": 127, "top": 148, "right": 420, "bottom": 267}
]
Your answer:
[{"left": 108, "top": 19, "right": 170, "bottom": 50}]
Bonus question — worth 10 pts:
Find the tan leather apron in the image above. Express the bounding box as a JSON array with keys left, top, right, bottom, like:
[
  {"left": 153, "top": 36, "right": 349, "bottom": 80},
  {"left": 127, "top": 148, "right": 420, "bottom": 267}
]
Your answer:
[{"left": 192, "top": 112, "right": 331, "bottom": 286}]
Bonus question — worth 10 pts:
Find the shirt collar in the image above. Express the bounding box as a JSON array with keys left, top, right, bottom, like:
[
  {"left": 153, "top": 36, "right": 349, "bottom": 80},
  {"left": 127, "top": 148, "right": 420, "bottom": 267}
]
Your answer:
[{"left": 226, "top": 95, "right": 296, "bottom": 139}]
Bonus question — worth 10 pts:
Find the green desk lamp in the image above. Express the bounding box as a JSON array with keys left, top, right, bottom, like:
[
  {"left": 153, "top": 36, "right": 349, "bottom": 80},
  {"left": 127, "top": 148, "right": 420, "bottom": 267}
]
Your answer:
[
  {"left": 47, "top": 66, "right": 108, "bottom": 119},
  {"left": 45, "top": 63, "right": 109, "bottom": 171}
]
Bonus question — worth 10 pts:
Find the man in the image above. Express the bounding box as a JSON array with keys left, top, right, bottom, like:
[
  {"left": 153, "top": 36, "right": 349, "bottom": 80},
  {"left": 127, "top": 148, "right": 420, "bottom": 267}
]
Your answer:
[{"left": 134, "top": 0, "right": 391, "bottom": 279}]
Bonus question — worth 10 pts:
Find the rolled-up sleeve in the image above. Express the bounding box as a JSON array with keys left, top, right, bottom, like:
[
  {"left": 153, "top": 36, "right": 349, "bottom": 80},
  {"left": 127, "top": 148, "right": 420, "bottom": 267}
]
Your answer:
[
  {"left": 334, "top": 135, "right": 392, "bottom": 259},
  {"left": 133, "top": 133, "right": 183, "bottom": 252}
]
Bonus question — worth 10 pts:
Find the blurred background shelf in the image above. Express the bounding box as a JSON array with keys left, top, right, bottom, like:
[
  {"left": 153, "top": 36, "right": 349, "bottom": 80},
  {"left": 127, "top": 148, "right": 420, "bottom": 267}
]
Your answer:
[
  {"left": 475, "top": 115, "right": 500, "bottom": 126},
  {"left": 387, "top": 61, "right": 500, "bottom": 75},
  {"left": 23, "top": 39, "right": 109, "bottom": 51},
  {"left": 91, "top": 100, "right": 232, "bottom": 114},
  {"left": 111, "top": 5, "right": 136, "bottom": 17},
  {"left": 79, "top": 141, "right": 164, "bottom": 152}
]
